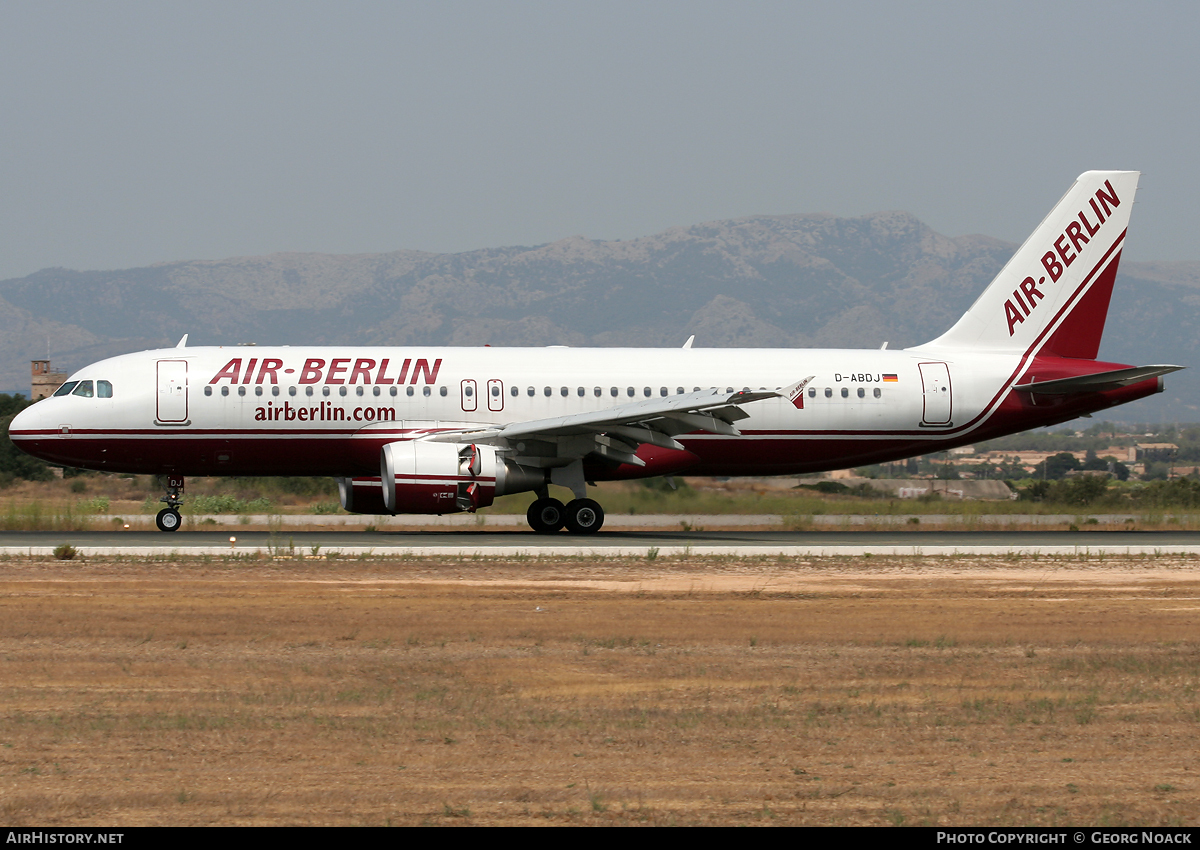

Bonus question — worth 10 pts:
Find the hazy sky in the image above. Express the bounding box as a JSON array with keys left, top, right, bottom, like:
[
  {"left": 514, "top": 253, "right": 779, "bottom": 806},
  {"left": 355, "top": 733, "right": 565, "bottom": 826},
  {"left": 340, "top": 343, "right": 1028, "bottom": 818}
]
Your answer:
[{"left": 1, "top": 0, "right": 1197, "bottom": 281}]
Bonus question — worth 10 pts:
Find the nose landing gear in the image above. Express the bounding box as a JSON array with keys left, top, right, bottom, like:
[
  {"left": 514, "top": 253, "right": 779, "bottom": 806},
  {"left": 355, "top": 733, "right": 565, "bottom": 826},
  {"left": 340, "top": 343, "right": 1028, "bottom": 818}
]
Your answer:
[{"left": 156, "top": 475, "right": 184, "bottom": 532}]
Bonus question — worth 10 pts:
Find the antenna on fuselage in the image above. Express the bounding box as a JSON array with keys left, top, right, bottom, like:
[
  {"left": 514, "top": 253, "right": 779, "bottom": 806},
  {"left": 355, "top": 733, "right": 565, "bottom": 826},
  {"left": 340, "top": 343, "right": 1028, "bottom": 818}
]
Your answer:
[{"left": 880, "top": 341, "right": 888, "bottom": 350}]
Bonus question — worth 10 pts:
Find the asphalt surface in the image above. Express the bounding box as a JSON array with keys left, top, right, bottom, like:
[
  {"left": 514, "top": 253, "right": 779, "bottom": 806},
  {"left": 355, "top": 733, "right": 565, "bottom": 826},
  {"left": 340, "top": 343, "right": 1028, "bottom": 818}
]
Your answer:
[{"left": 5, "top": 528, "right": 1200, "bottom": 557}]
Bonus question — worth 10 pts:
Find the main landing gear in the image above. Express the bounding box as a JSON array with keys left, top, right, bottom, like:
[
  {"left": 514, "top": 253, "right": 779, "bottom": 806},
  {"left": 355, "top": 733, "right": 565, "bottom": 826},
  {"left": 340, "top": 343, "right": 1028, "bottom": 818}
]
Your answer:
[
  {"left": 156, "top": 475, "right": 184, "bottom": 533},
  {"left": 526, "top": 496, "right": 605, "bottom": 535}
]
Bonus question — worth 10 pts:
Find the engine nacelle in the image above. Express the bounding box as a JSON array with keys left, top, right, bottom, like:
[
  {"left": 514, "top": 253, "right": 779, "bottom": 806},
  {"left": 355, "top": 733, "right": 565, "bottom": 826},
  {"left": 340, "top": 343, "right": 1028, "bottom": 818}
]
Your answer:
[
  {"left": 379, "top": 441, "right": 545, "bottom": 515},
  {"left": 380, "top": 441, "right": 489, "bottom": 514},
  {"left": 336, "top": 476, "right": 390, "bottom": 515}
]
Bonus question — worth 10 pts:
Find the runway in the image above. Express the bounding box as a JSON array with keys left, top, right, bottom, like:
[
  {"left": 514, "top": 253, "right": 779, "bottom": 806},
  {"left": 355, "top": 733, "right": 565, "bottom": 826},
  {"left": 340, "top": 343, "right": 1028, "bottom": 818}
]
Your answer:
[{"left": 4, "top": 528, "right": 1200, "bottom": 557}]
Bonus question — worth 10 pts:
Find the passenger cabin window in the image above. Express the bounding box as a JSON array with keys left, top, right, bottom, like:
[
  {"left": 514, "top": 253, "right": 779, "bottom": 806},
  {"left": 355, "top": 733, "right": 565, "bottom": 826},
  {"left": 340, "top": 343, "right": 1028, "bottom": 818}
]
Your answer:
[
  {"left": 406, "top": 386, "right": 414, "bottom": 396},
  {"left": 874, "top": 388, "right": 881, "bottom": 398},
  {"left": 841, "top": 387, "right": 849, "bottom": 398},
  {"left": 644, "top": 387, "right": 651, "bottom": 397},
  {"left": 824, "top": 388, "right": 832, "bottom": 398},
  {"left": 389, "top": 386, "right": 398, "bottom": 397},
  {"left": 808, "top": 388, "right": 816, "bottom": 398},
  {"left": 221, "top": 386, "right": 229, "bottom": 397},
  {"left": 53, "top": 382, "right": 79, "bottom": 397},
  {"left": 322, "top": 386, "right": 330, "bottom": 397},
  {"left": 204, "top": 386, "right": 212, "bottom": 396},
  {"left": 510, "top": 386, "right": 519, "bottom": 397},
  {"left": 288, "top": 386, "right": 297, "bottom": 396},
  {"left": 560, "top": 387, "right": 568, "bottom": 397},
  {"left": 238, "top": 386, "right": 246, "bottom": 396},
  {"left": 97, "top": 381, "right": 112, "bottom": 398},
  {"left": 594, "top": 387, "right": 602, "bottom": 397},
  {"left": 422, "top": 386, "right": 431, "bottom": 397},
  {"left": 72, "top": 381, "right": 94, "bottom": 398},
  {"left": 439, "top": 386, "right": 448, "bottom": 396},
  {"left": 857, "top": 387, "right": 865, "bottom": 398}
]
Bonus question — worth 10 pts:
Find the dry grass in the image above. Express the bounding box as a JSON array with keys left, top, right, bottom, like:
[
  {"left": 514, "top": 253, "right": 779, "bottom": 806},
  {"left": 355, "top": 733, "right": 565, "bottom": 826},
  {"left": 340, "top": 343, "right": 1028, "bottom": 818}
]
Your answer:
[{"left": 0, "top": 553, "right": 1197, "bottom": 826}]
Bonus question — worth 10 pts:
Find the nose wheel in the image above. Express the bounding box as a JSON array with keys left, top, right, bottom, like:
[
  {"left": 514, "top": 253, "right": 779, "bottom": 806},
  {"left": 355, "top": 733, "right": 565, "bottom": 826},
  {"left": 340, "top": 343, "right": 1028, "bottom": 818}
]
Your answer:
[{"left": 156, "top": 474, "right": 184, "bottom": 532}]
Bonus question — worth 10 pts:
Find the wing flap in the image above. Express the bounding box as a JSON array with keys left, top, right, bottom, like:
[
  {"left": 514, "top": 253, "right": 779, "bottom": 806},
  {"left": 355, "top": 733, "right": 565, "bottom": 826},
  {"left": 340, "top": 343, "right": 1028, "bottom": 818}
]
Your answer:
[{"left": 421, "top": 384, "right": 789, "bottom": 464}]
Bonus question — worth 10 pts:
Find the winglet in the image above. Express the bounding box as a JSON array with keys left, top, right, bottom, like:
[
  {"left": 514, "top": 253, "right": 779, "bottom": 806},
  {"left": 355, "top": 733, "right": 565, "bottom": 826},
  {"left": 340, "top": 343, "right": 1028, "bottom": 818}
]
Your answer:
[
  {"left": 682, "top": 335, "right": 695, "bottom": 349},
  {"left": 776, "top": 376, "right": 816, "bottom": 409},
  {"left": 176, "top": 334, "right": 189, "bottom": 349}
]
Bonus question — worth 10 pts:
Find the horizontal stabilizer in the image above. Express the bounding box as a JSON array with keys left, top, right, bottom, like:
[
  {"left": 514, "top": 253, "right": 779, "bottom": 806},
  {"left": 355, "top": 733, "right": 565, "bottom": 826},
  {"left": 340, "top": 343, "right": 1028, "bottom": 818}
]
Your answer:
[{"left": 1013, "top": 365, "right": 1184, "bottom": 394}]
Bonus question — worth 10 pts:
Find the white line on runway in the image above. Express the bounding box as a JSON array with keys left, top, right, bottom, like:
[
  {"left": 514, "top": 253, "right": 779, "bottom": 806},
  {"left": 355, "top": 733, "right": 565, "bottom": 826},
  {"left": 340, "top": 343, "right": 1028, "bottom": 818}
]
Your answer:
[{"left": 6, "top": 545, "right": 1200, "bottom": 557}]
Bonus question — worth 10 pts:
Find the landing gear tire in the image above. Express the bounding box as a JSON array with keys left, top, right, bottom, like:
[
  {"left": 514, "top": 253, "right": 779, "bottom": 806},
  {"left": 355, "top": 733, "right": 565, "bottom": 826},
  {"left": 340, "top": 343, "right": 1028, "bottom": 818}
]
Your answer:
[
  {"left": 527, "top": 498, "right": 566, "bottom": 534},
  {"left": 564, "top": 498, "right": 604, "bottom": 535},
  {"left": 156, "top": 508, "right": 182, "bottom": 532}
]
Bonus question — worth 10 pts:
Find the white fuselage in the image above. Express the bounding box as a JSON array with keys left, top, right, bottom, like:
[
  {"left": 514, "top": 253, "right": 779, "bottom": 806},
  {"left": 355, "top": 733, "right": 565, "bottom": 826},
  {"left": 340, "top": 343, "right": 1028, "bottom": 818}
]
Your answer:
[{"left": 10, "top": 342, "right": 1088, "bottom": 480}]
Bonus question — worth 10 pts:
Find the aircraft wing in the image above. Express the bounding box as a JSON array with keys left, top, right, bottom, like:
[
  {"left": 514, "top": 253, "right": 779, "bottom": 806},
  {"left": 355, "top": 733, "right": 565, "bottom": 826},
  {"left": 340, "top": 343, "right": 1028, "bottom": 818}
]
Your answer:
[{"left": 423, "top": 382, "right": 802, "bottom": 468}]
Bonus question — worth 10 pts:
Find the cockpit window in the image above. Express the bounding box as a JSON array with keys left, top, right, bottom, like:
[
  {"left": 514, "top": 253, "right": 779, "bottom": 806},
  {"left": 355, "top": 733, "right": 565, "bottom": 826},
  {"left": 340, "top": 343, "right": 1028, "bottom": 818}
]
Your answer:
[
  {"left": 53, "top": 382, "right": 79, "bottom": 397},
  {"left": 72, "top": 380, "right": 94, "bottom": 398},
  {"left": 97, "top": 380, "right": 113, "bottom": 398}
]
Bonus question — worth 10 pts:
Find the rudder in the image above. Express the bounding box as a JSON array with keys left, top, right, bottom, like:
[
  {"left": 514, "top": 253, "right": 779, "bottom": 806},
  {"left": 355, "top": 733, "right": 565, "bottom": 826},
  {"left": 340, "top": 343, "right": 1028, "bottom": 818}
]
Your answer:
[{"left": 920, "top": 171, "right": 1139, "bottom": 359}]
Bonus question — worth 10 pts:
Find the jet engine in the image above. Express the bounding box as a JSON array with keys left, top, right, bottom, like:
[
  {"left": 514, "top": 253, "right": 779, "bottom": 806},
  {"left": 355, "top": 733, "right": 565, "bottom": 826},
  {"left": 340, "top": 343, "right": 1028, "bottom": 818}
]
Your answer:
[
  {"left": 370, "top": 441, "right": 545, "bottom": 515},
  {"left": 336, "top": 476, "right": 390, "bottom": 515}
]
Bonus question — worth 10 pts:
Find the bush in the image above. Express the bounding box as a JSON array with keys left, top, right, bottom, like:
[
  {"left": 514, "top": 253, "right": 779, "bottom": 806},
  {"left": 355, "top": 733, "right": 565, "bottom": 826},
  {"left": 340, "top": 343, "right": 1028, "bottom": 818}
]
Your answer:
[
  {"left": 78, "top": 497, "right": 110, "bottom": 514},
  {"left": 188, "top": 494, "right": 272, "bottom": 514},
  {"left": 53, "top": 544, "right": 77, "bottom": 561}
]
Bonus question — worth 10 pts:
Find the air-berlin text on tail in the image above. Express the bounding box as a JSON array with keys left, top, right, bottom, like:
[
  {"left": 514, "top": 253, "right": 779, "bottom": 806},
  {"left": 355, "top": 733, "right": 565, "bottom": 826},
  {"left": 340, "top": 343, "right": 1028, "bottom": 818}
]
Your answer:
[
  {"left": 1005, "top": 179, "right": 1122, "bottom": 336},
  {"left": 209, "top": 357, "right": 443, "bottom": 386}
]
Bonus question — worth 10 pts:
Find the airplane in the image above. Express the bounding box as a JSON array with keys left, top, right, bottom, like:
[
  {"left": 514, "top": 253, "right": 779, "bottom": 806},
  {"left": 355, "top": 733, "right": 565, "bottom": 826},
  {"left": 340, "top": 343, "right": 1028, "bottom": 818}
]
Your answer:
[{"left": 9, "top": 171, "right": 1183, "bottom": 534}]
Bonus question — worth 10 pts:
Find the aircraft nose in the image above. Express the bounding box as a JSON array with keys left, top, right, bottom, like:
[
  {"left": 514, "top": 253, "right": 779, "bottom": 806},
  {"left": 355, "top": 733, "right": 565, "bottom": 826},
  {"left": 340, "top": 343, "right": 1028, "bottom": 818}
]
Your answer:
[
  {"left": 10, "top": 403, "right": 35, "bottom": 432},
  {"left": 9, "top": 402, "right": 48, "bottom": 444}
]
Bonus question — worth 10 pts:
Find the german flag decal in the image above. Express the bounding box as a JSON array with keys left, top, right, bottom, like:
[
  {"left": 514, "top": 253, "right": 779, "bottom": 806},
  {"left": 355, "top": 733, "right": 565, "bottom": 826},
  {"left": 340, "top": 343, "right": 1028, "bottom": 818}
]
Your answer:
[{"left": 882, "top": 374, "right": 898, "bottom": 383}]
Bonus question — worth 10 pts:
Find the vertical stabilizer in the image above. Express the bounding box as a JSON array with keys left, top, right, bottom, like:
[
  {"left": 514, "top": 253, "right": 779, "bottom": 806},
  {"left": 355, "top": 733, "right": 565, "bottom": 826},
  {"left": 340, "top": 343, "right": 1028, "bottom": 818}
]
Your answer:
[{"left": 919, "top": 171, "right": 1138, "bottom": 358}]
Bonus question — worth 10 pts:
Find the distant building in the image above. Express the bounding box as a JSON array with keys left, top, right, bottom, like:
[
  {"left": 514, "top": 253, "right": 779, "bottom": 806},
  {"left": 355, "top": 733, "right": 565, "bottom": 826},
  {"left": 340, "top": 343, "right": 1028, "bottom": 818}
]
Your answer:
[
  {"left": 31, "top": 360, "right": 68, "bottom": 401},
  {"left": 1133, "top": 443, "right": 1178, "bottom": 463}
]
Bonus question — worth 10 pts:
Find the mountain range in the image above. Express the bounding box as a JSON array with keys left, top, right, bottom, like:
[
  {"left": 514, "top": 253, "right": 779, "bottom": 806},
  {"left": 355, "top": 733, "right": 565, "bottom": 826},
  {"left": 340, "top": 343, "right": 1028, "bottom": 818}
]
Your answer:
[{"left": 1, "top": 211, "right": 1195, "bottom": 421}]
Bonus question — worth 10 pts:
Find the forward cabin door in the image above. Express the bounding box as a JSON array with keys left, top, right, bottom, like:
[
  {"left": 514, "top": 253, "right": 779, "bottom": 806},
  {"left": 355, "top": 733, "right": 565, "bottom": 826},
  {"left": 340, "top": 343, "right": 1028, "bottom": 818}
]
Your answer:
[
  {"left": 156, "top": 360, "right": 189, "bottom": 423},
  {"left": 918, "top": 361, "right": 952, "bottom": 426}
]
